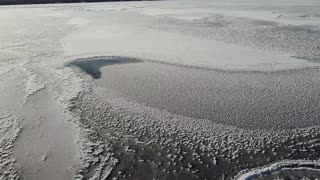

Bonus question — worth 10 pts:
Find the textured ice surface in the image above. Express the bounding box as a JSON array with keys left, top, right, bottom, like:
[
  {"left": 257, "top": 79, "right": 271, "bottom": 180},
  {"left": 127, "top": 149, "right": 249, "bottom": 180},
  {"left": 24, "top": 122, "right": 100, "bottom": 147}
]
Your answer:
[
  {"left": 133, "top": 0, "right": 320, "bottom": 26},
  {"left": 68, "top": 67, "right": 320, "bottom": 179},
  {"left": 70, "top": 56, "right": 320, "bottom": 130},
  {"left": 1, "top": 0, "right": 320, "bottom": 179},
  {"left": 0, "top": 7, "right": 81, "bottom": 180}
]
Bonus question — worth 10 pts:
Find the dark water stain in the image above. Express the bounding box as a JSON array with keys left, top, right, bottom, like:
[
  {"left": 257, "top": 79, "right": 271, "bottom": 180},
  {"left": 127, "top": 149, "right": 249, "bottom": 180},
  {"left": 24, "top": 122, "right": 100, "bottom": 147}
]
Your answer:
[
  {"left": 66, "top": 56, "right": 143, "bottom": 79},
  {"left": 293, "top": 56, "right": 320, "bottom": 64}
]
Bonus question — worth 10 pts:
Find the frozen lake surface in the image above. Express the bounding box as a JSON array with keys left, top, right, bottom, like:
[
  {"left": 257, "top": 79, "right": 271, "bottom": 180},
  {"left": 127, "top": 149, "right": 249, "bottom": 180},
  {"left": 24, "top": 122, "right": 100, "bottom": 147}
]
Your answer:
[
  {"left": 71, "top": 56, "right": 320, "bottom": 130},
  {"left": 1, "top": 0, "right": 320, "bottom": 179}
]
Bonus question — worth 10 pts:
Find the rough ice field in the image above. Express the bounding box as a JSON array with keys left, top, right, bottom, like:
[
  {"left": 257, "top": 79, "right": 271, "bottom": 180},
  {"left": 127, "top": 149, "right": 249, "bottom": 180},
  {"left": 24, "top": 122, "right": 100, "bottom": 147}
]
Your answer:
[
  {"left": 0, "top": 0, "right": 320, "bottom": 179},
  {"left": 70, "top": 57, "right": 320, "bottom": 130}
]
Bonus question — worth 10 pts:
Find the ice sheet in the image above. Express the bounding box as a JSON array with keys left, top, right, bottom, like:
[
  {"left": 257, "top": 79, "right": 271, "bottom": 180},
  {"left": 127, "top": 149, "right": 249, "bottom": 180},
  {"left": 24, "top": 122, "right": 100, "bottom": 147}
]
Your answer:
[{"left": 0, "top": 1, "right": 319, "bottom": 179}]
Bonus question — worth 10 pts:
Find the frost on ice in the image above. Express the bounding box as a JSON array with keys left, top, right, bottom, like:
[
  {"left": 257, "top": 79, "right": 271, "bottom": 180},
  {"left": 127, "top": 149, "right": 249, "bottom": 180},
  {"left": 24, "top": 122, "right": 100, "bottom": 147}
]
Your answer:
[{"left": 1, "top": 0, "right": 320, "bottom": 179}]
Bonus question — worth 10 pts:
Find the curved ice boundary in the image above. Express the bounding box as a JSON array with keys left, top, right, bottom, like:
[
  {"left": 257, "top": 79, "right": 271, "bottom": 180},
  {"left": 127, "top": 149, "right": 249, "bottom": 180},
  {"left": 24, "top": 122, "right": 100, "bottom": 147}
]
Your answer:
[
  {"left": 66, "top": 55, "right": 320, "bottom": 76},
  {"left": 237, "top": 160, "right": 320, "bottom": 180}
]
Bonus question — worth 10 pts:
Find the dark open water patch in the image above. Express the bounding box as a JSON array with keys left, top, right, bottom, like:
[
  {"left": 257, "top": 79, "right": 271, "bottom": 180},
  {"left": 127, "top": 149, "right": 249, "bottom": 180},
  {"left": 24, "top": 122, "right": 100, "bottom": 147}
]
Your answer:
[
  {"left": 67, "top": 56, "right": 320, "bottom": 130},
  {"left": 66, "top": 56, "right": 142, "bottom": 79},
  {"left": 292, "top": 56, "right": 320, "bottom": 64}
]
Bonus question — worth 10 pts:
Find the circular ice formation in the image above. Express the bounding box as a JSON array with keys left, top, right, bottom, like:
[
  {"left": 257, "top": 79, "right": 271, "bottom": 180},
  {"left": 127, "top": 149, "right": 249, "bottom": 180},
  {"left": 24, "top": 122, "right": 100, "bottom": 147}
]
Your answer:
[{"left": 237, "top": 160, "right": 320, "bottom": 180}]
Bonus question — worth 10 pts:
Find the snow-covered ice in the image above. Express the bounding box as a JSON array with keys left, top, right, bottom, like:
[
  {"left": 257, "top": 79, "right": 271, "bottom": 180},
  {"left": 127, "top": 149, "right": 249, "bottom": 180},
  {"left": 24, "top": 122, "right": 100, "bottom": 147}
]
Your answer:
[{"left": 0, "top": 0, "right": 320, "bottom": 179}]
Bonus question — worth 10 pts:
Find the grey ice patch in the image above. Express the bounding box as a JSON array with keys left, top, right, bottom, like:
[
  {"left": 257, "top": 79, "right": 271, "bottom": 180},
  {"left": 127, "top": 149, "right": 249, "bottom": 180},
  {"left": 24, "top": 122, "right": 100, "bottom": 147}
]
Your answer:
[{"left": 81, "top": 58, "right": 320, "bottom": 130}]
